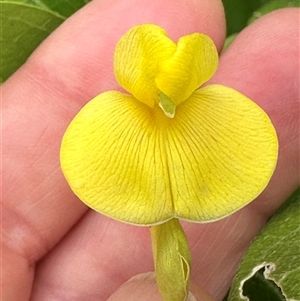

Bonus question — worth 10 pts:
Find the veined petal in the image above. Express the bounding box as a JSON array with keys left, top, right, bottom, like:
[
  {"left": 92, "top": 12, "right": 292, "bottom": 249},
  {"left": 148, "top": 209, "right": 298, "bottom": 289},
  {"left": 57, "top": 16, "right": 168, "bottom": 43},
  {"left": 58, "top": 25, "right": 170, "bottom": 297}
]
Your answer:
[
  {"left": 166, "top": 85, "right": 278, "bottom": 222},
  {"left": 156, "top": 33, "right": 218, "bottom": 105},
  {"left": 60, "top": 91, "right": 174, "bottom": 225},
  {"left": 151, "top": 219, "right": 191, "bottom": 301},
  {"left": 114, "top": 24, "right": 176, "bottom": 108},
  {"left": 61, "top": 86, "right": 278, "bottom": 224}
]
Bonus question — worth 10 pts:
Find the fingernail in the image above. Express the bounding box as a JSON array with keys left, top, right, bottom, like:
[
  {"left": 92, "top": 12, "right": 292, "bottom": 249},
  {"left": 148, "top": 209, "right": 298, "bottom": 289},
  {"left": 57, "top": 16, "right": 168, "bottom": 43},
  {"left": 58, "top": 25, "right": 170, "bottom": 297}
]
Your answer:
[
  {"left": 187, "top": 291, "right": 197, "bottom": 301},
  {"left": 126, "top": 271, "right": 156, "bottom": 283}
]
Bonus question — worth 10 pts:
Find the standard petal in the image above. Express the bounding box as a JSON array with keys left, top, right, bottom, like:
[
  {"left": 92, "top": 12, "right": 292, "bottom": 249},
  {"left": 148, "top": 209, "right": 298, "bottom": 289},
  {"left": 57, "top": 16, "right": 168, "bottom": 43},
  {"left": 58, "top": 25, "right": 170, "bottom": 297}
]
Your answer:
[
  {"left": 156, "top": 33, "right": 218, "bottom": 105},
  {"left": 60, "top": 91, "right": 174, "bottom": 225},
  {"left": 166, "top": 85, "right": 278, "bottom": 222},
  {"left": 114, "top": 24, "right": 176, "bottom": 108},
  {"left": 61, "top": 86, "right": 278, "bottom": 224}
]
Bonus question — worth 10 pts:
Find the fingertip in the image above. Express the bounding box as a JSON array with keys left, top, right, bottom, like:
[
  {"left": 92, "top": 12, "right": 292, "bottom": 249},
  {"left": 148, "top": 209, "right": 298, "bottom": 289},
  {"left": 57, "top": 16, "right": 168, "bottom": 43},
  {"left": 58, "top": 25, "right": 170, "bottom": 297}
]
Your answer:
[
  {"left": 211, "top": 7, "right": 299, "bottom": 144},
  {"left": 189, "top": 282, "right": 216, "bottom": 301},
  {"left": 210, "top": 7, "right": 300, "bottom": 214},
  {"left": 212, "top": 7, "right": 299, "bottom": 150},
  {"left": 217, "top": 7, "right": 299, "bottom": 91},
  {"left": 107, "top": 272, "right": 215, "bottom": 301},
  {"left": 106, "top": 272, "right": 159, "bottom": 301}
]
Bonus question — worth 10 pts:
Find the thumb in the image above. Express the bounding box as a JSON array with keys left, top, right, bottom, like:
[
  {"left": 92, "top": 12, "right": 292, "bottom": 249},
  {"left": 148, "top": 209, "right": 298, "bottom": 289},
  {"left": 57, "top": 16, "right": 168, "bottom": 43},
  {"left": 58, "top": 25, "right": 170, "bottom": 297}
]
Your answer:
[{"left": 107, "top": 272, "right": 215, "bottom": 301}]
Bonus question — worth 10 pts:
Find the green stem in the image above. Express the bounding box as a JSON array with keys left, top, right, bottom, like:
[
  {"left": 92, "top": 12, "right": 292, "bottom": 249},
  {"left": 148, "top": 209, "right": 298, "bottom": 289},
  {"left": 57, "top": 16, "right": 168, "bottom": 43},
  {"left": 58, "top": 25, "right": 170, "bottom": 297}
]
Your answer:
[{"left": 150, "top": 218, "right": 191, "bottom": 301}]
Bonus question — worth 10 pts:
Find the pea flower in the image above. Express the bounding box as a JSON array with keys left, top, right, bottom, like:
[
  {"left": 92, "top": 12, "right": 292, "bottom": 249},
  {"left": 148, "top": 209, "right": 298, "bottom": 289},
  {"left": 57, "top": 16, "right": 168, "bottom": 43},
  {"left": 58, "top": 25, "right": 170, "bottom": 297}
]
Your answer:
[
  {"left": 61, "top": 24, "right": 277, "bottom": 225},
  {"left": 60, "top": 24, "right": 278, "bottom": 301}
]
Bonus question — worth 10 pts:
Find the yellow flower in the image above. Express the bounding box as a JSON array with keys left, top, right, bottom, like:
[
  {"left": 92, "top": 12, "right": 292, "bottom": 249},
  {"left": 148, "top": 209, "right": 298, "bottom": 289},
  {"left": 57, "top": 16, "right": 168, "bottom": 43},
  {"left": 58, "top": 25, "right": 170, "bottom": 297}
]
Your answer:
[
  {"left": 60, "top": 24, "right": 278, "bottom": 226},
  {"left": 61, "top": 24, "right": 278, "bottom": 301}
]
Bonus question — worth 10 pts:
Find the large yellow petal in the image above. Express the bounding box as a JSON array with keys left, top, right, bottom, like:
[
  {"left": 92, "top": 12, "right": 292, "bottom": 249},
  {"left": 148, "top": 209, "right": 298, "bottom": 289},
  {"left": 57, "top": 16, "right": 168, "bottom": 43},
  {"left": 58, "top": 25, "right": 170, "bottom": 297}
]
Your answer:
[
  {"left": 61, "top": 86, "right": 278, "bottom": 225},
  {"left": 151, "top": 218, "right": 191, "bottom": 301},
  {"left": 114, "top": 24, "right": 176, "bottom": 108},
  {"left": 60, "top": 91, "right": 174, "bottom": 225},
  {"left": 166, "top": 85, "right": 278, "bottom": 221},
  {"left": 156, "top": 33, "right": 218, "bottom": 106}
]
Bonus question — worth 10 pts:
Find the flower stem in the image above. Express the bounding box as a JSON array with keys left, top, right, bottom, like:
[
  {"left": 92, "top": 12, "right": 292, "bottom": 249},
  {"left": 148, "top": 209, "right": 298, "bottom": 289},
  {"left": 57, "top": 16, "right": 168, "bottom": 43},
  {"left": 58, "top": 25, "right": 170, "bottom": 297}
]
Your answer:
[{"left": 150, "top": 218, "right": 191, "bottom": 301}]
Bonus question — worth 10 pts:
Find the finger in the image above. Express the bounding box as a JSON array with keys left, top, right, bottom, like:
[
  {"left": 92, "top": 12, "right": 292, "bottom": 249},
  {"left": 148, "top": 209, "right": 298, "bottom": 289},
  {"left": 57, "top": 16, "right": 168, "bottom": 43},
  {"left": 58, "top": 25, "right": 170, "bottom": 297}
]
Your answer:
[
  {"left": 30, "top": 8, "right": 299, "bottom": 301},
  {"left": 2, "top": 0, "right": 225, "bottom": 300},
  {"left": 211, "top": 8, "right": 300, "bottom": 215},
  {"left": 27, "top": 0, "right": 225, "bottom": 298},
  {"left": 187, "top": 8, "right": 300, "bottom": 299},
  {"left": 106, "top": 272, "right": 215, "bottom": 301}
]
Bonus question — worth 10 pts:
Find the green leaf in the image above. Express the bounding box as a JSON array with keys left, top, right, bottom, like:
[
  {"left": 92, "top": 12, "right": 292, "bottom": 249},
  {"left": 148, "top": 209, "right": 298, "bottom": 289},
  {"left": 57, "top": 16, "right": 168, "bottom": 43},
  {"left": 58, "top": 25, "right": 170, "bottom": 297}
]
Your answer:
[
  {"left": 228, "top": 188, "right": 300, "bottom": 301},
  {"left": 0, "top": 2, "right": 65, "bottom": 83},
  {"left": 242, "top": 266, "right": 287, "bottom": 301},
  {"left": 43, "top": 0, "right": 91, "bottom": 17},
  {"left": 221, "top": 0, "right": 270, "bottom": 36},
  {"left": 248, "top": 0, "right": 300, "bottom": 24},
  {"left": 0, "top": 0, "right": 92, "bottom": 17}
]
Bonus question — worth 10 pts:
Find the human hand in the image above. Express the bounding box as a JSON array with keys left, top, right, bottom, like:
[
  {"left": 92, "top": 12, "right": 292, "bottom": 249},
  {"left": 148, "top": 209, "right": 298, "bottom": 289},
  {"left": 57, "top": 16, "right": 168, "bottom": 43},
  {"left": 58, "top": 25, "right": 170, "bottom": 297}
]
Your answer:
[{"left": 2, "top": 0, "right": 299, "bottom": 300}]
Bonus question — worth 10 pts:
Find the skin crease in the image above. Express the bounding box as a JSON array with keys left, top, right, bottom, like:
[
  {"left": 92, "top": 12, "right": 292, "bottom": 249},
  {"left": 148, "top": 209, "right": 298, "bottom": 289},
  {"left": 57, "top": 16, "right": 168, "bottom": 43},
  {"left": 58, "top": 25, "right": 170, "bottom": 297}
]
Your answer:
[{"left": 1, "top": 0, "right": 299, "bottom": 300}]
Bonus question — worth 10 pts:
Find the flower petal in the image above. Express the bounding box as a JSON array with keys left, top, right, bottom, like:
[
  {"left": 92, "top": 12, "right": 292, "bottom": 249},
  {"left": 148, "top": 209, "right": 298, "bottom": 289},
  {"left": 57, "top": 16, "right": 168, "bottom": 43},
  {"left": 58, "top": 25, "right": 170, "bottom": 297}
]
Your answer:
[
  {"left": 166, "top": 85, "right": 278, "bottom": 221},
  {"left": 60, "top": 91, "right": 174, "bottom": 225},
  {"left": 114, "top": 24, "right": 219, "bottom": 110},
  {"left": 156, "top": 33, "right": 218, "bottom": 105},
  {"left": 151, "top": 218, "right": 191, "bottom": 301},
  {"left": 114, "top": 24, "right": 176, "bottom": 108},
  {"left": 61, "top": 86, "right": 278, "bottom": 225}
]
